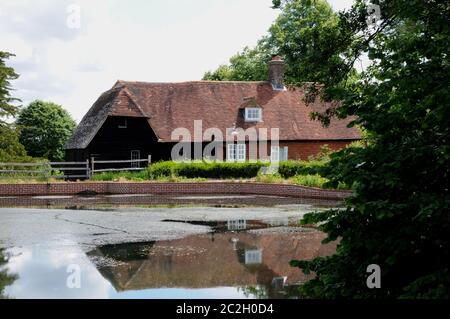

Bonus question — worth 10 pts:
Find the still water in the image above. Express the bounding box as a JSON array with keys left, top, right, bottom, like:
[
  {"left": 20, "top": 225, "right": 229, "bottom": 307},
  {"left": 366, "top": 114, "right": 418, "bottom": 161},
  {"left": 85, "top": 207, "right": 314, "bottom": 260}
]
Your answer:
[{"left": 0, "top": 196, "right": 338, "bottom": 299}]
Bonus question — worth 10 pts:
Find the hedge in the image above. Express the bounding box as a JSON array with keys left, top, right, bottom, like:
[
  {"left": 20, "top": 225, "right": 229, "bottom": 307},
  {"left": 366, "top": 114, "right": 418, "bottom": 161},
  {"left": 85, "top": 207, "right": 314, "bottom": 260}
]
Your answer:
[
  {"left": 148, "top": 161, "right": 267, "bottom": 179},
  {"left": 278, "top": 160, "right": 326, "bottom": 178}
]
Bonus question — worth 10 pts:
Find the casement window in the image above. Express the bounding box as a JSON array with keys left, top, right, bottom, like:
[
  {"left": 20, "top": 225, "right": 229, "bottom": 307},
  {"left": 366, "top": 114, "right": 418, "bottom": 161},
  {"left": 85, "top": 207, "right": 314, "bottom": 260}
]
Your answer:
[
  {"left": 244, "top": 107, "right": 262, "bottom": 122},
  {"left": 227, "top": 143, "right": 246, "bottom": 161},
  {"left": 245, "top": 249, "right": 262, "bottom": 265},
  {"left": 271, "top": 146, "right": 288, "bottom": 161}
]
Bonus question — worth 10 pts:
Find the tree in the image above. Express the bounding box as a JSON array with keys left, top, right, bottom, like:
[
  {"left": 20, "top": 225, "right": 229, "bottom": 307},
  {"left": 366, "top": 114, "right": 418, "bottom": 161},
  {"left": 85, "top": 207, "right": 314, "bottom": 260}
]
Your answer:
[
  {"left": 16, "top": 100, "right": 76, "bottom": 161},
  {"left": 276, "top": 0, "right": 450, "bottom": 298},
  {"left": 0, "top": 51, "right": 30, "bottom": 162},
  {"left": 203, "top": 44, "right": 273, "bottom": 81},
  {"left": 0, "top": 124, "right": 32, "bottom": 162},
  {"left": 0, "top": 51, "right": 20, "bottom": 124},
  {"left": 202, "top": 0, "right": 343, "bottom": 84}
]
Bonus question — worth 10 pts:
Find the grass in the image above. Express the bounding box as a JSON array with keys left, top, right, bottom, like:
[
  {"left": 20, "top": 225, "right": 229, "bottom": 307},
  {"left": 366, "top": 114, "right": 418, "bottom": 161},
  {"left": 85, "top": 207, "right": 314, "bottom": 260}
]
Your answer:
[
  {"left": 90, "top": 170, "right": 209, "bottom": 183},
  {"left": 0, "top": 175, "right": 61, "bottom": 184},
  {"left": 293, "top": 174, "right": 329, "bottom": 188},
  {"left": 1, "top": 160, "right": 350, "bottom": 190}
]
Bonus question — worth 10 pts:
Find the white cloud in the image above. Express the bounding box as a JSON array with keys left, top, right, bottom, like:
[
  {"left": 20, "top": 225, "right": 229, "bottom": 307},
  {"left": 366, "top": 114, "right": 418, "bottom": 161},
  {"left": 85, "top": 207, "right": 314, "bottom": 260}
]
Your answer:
[
  {"left": 1, "top": 0, "right": 280, "bottom": 122},
  {"left": 1, "top": 0, "right": 355, "bottom": 122},
  {"left": 4, "top": 245, "right": 112, "bottom": 299}
]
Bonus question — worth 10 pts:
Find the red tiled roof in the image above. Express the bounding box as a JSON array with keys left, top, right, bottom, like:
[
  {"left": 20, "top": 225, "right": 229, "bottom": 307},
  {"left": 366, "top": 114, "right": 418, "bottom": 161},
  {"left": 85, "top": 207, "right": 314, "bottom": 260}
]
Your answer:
[{"left": 65, "top": 80, "right": 360, "bottom": 149}]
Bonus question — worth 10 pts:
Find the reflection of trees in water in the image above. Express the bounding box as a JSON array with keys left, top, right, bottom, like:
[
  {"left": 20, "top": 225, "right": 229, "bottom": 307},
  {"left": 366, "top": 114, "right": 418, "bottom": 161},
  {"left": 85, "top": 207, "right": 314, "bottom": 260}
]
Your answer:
[
  {"left": 0, "top": 249, "right": 17, "bottom": 299},
  {"left": 240, "top": 284, "right": 304, "bottom": 299}
]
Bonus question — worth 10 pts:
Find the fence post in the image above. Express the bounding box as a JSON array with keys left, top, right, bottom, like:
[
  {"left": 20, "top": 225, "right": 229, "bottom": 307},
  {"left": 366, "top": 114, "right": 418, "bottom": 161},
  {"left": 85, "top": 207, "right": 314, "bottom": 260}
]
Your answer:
[
  {"left": 86, "top": 159, "right": 90, "bottom": 179},
  {"left": 148, "top": 155, "right": 152, "bottom": 166},
  {"left": 43, "top": 162, "right": 50, "bottom": 183},
  {"left": 91, "top": 157, "right": 95, "bottom": 177}
]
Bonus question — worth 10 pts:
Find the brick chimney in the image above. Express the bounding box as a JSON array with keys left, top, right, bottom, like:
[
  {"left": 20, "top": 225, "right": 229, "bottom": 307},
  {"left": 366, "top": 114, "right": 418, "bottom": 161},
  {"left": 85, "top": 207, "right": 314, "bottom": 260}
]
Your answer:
[{"left": 268, "top": 55, "right": 285, "bottom": 90}]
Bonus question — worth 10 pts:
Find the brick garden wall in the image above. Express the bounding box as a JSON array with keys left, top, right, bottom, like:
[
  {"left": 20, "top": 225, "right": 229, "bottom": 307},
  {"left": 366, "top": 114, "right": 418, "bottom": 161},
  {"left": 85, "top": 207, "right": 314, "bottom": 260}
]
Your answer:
[{"left": 0, "top": 182, "right": 351, "bottom": 200}]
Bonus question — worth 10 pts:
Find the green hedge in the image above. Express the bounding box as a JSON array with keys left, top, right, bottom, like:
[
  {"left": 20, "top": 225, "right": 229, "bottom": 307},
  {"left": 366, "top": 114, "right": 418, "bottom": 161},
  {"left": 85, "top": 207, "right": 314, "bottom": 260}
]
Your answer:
[
  {"left": 91, "top": 170, "right": 149, "bottom": 181},
  {"left": 278, "top": 160, "right": 326, "bottom": 178},
  {"left": 147, "top": 161, "right": 176, "bottom": 178},
  {"left": 148, "top": 161, "right": 266, "bottom": 179}
]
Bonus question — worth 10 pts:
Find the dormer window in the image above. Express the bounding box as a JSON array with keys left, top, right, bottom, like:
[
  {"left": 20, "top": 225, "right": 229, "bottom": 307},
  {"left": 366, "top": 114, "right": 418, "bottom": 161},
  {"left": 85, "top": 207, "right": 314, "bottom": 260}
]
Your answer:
[{"left": 245, "top": 107, "right": 262, "bottom": 122}]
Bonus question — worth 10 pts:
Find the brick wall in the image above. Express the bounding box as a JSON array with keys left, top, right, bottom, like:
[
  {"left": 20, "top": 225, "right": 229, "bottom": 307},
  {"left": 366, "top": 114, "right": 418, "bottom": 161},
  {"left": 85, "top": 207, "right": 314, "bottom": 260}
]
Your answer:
[
  {"left": 238, "top": 140, "right": 356, "bottom": 161},
  {"left": 279, "top": 140, "right": 354, "bottom": 160},
  {"left": 0, "top": 182, "right": 351, "bottom": 200}
]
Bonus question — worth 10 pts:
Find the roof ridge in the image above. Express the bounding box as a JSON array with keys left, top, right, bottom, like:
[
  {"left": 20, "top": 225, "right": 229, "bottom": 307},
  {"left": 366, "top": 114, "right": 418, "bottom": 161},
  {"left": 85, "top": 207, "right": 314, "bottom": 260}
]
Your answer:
[{"left": 114, "top": 80, "right": 270, "bottom": 85}]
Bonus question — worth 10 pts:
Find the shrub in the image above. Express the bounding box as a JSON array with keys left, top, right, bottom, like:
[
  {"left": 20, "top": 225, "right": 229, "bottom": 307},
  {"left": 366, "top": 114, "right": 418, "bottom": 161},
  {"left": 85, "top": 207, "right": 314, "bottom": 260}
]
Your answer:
[
  {"left": 148, "top": 161, "right": 266, "bottom": 179},
  {"left": 91, "top": 170, "right": 149, "bottom": 181},
  {"left": 293, "top": 174, "right": 329, "bottom": 188},
  {"left": 278, "top": 160, "right": 326, "bottom": 178},
  {"left": 147, "top": 161, "right": 178, "bottom": 178}
]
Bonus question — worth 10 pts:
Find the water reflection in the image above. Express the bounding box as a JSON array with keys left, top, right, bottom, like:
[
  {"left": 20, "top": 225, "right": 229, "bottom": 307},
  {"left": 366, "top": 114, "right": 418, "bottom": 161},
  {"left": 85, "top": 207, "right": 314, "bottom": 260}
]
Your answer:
[
  {"left": 0, "top": 249, "right": 17, "bottom": 299},
  {"left": 1, "top": 221, "right": 336, "bottom": 299},
  {"left": 87, "top": 227, "right": 336, "bottom": 299}
]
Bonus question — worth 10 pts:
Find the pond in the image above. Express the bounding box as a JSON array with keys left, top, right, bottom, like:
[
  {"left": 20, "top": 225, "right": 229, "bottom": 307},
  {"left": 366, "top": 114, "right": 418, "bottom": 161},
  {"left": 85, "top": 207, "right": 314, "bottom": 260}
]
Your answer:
[{"left": 0, "top": 195, "right": 339, "bottom": 299}]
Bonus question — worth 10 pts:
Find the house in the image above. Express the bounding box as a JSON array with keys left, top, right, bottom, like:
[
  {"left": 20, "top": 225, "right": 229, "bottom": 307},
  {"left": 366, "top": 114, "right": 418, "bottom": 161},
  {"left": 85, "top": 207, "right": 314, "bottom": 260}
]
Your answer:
[
  {"left": 87, "top": 229, "right": 337, "bottom": 297},
  {"left": 65, "top": 57, "right": 360, "bottom": 164}
]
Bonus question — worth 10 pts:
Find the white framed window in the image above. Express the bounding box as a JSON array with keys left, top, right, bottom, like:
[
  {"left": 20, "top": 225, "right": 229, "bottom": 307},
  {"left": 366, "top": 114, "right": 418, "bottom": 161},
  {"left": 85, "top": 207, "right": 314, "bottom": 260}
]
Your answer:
[
  {"left": 244, "top": 107, "right": 262, "bottom": 122},
  {"left": 282, "top": 146, "right": 288, "bottom": 161},
  {"left": 131, "top": 150, "right": 140, "bottom": 168},
  {"left": 227, "top": 143, "right": 246, "bottom": 161},
  {"left": 227, "top": 143, "right": 236, "bottom": 161},
  {"left": 271, "top": 146, "right": 280, "bottom": 162},
  {"left": 237, "top": 143, "right": 245, "bottom": 161},
  {"left": 271, "top": 146, "right": 288, "bottom": 161},
  {"left": 245, "top": 249, "right": 262, "bottom": 265}
]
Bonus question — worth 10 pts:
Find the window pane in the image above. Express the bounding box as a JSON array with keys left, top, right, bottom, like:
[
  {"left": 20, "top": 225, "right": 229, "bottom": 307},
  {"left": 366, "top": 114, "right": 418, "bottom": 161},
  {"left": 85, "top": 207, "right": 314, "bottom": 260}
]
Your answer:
[
  {"left": 245, "top": 108, "right": 261, "bottom": 121},
  {"left": 271, "top": 146, "right": 279, "bottom": 161},
  {"left": 228, "top": 144, "right": 236, "bottom": 161},
  {"left": 237, "top": 144, "right": 246, "bottom": 161}
]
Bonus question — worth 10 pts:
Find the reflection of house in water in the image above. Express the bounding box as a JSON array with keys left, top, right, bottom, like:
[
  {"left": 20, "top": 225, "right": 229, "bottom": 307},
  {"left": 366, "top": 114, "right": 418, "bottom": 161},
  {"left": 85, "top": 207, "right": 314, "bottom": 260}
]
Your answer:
[
  {"left": 266, "top": 217, "right": 289, "bottom": 227},
  {"left": 227, "top": 219, "right": 247, "bottom": 231},
  {"left": 87, "top": 229, "right": 336, "bottom": 299}
]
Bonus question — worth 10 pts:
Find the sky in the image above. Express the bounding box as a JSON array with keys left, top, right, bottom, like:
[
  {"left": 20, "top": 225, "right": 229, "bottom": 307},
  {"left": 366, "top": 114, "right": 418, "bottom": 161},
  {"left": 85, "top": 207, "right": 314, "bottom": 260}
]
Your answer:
[{"left": 0, "top": 0, "right": 355, "bottom": 122}]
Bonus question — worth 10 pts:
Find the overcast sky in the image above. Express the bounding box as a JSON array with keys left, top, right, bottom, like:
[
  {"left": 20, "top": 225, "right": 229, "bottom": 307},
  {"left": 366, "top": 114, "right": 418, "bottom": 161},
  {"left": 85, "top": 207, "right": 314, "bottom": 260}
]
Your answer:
[{"left": 0, "top": 0, "right": 355, "bottom": 122}]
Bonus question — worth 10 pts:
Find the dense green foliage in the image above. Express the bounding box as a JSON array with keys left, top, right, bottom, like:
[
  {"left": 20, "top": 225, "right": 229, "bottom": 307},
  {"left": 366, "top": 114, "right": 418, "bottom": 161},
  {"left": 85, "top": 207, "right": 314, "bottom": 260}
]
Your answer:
[
  {"left": 203, "top": 45, "right": 272, "bottom": 81},
  {"left": 0, "top": 51, "right": 20, "bottom": 124},
  {"left": 16, "top": 100, "right": 76, "bottom": 161},
  {"left": 91, "top": 170, "right": 150, "bottom": 182},
  {"left": 91, "top": 162, "right": 267, "bottom": 181},
  {"left": 91, "top": 161, "right": 347, "bottom": 190},
  {"left": 278, "top": 160, "right": 326, "bottom": 178},
  {"left": 147, "top": 161, "right": 178, "bottom": 178},
  {"left": 280, "top": 0, "right": 450, "bottom": 298},
  {"left": 0, "top": 51, "right": 31, "bottom": 163},
  {"left": 202, "top": 0, "right": 343, "bottom": 84},
  {"left": 148, "top": 161, "right": 267, "bottom": 179},
  {"left": 0, "top": 125, "right": 32, "bottom": 162},
  {"left": 176, "top": 162, "right": 265, "bottom": 179}
]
